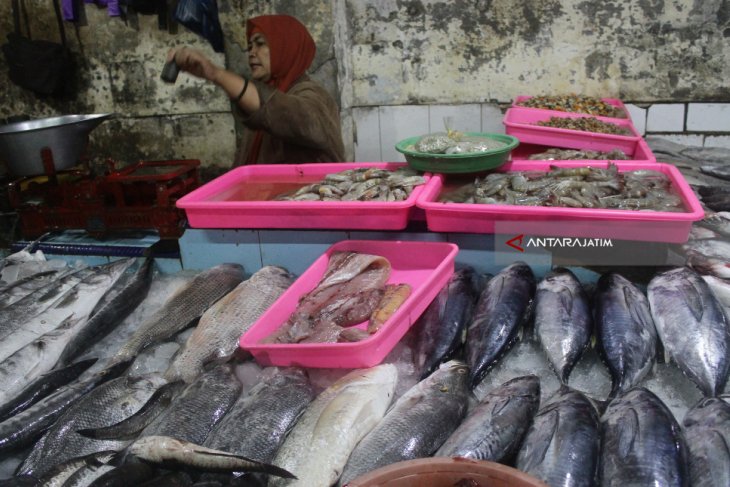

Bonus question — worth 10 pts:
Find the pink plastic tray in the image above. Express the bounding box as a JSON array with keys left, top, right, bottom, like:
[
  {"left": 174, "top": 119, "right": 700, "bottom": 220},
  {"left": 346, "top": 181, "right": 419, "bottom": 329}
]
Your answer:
[
  {"left": 513, "top": 95, "right": 631, "bottom": 120},
  {"left": 239, "top": 240, "right": 458, "bottom": 368},
  {"left": 416, "top": 161, "right": 704, "bottom": 243},
  {"left": 510, "top": 138, "right": 656, "bottom": 162},
  {"left": 503, "top": 107, "right": 642, "bottom": 154},
  {"left": 176, "top": 163, "right": 429, "bottom": 230}
]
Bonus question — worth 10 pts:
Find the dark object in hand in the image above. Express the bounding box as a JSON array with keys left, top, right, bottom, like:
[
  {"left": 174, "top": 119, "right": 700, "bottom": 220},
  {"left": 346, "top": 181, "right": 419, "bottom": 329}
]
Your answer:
[{"left": 161, "top": 60, "right": 180, "bottom": 83}]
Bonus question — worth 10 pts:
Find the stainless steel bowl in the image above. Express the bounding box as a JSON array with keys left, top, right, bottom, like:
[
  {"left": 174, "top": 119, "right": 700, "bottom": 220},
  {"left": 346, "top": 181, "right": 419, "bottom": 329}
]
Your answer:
[{"left": 0, "top": 113, "right": 113, "bottom": 177}]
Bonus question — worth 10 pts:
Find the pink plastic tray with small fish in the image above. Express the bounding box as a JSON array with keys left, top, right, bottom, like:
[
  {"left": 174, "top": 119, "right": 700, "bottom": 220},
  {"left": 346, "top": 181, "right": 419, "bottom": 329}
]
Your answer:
[
  {"left": 239, "top": 240, "right": 458, "bottom": 368},
  {"left": 512, "top": 95, "right": 631, "bottom": 120},
  {"left": 416, "top": 161, "right": 704, "bottom": 243},
  {"left": 503, "top": 107, "right": 642, "bottom": 154},
  {"left": 510, "top": 138, "right": 656, "bottom": 162},
  {"left": 176, "top": 163, "right": 430, "bottom": 230}
]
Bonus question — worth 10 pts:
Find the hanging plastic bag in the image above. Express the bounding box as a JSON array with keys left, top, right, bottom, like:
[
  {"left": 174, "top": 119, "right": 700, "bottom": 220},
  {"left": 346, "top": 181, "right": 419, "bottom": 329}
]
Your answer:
[
  {"left": 174, "top": 0, "right": 224, "bottom": 52},
  {"left": 2, "top": 0, "right": 73, "bottom": 97}
]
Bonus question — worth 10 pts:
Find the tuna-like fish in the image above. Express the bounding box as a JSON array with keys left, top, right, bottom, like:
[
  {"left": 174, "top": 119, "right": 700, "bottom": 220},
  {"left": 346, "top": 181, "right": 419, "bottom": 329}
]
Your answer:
[
  {"left": 17, "top": 373, "right": 167, "bottom": 477},
  {"left": 112, "top": 263, "right": 245, "bottom": 363},
  {"left": 683, "top": 397, "right": 730, "bottom": 487},
  {"left": 648, "top": 266, "right": 730, "bottom": 396},
  {"left": 338, "top": 360, "right": 470, "bottom": 485},
  {"left": 0, "top": 258, "right": 133, "bottom": 364},
  {"left": 204, "top": 367, "right": 314, "bottom": 463},
  {"left": 165, "top": 266, "right": 293, "bottom": 383},
  {"left": 270, "top": 364, "right": 397, "bottom": 487},
  {"left": 466, "top": 262, "right": 535, "bottom": 389},
  {"left": 534, "top": 267, "right": 592, "bottom": 383},
  {"left": 600, "top": 387, "right": 688, "bottom": 487},
  {"left": 595, "top": 272, "right": 657, "bottom": 397},
  {"left": 516, "top": 386, "right": 601, "bottom": 487},
  {"left": 0, "top": 360, "right": 131, "bottom": 454},
  {"left": 436, "top": 375, "right": 540, "bottom": 462},
  {"left": 412, "top": 268, "right": 478, "bottom": 380},
  {"left": 129, "top": 436, "right": 296, "bottom": 478},
  {"left": 59, "top": 256, "right": 155, "bottom": 366},
  {"left": 141, "top": 364, "right": 242, "bottom": 445},
  {"left": 0, "top": 358, "right": 96, "bottom": 422}
]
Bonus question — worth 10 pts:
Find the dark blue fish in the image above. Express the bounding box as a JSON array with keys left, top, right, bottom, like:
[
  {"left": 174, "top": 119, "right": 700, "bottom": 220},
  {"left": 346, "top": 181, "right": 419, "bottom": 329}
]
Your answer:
[{"left": 683, "top": 397, "right": 730, "bottom": 487}]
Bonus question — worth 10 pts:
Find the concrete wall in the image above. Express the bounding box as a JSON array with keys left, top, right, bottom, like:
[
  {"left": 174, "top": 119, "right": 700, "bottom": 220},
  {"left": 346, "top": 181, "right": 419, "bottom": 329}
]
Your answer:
[{"left": 0, "top": 0, "right": 728, "bottom": 177}]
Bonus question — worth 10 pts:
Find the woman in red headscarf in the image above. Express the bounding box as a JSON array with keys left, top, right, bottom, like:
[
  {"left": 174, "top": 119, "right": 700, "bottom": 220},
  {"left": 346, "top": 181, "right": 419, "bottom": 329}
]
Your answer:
[{"left": 167, "top": 14, "right": 345, "bottom": 166}]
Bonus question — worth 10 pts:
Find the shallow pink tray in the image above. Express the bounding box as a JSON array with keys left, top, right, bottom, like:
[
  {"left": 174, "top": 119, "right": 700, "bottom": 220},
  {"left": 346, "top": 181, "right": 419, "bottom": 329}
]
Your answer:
[
  {"left": 510, "top": 138, "right": 656, "bottom": 162},
  {"left": 503, "top": 107, "right": 641, "bottom": 154},
  {"left": 416, "top": 161, "right": 704, "bottom": 244},
  {"left": 239, "top": 239, "right": 458, "bottom": 368},
  {"left": 176, "top": 163, "right": 429, "bottom": 230},
  {"left": 513, "top": 95, "right": 631, "bottom": 120}
]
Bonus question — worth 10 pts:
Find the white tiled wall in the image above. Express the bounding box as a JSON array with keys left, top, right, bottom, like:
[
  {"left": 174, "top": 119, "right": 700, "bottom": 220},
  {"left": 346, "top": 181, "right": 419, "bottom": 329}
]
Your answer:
[{"left": 352, "top": 101, "right": 730, "bottom": 159}]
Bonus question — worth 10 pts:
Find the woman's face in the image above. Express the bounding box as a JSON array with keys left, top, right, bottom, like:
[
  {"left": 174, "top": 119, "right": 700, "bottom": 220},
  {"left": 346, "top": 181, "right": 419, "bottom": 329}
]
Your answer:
[{"left": 248, "top": 33, "right": 271, "bottom": 82}]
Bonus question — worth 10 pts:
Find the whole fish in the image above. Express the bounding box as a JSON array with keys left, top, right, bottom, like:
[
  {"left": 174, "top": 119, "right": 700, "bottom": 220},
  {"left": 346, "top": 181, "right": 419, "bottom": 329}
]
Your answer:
[
  {"left": 128, "top": 436, "right": 296, "bottom": 478},
  {"left": 0, "top": 358, "right": 97, "bottom": 422},
  {"left": 698, "top": 212, "right": 730, "bottom": 240},
  {"left": 270, "top": 364, "right": 397, "bottom": 487},
  {"left": 412, "top": 267, "right": 478, "bottom": 380},
  {"left": 534, "top": 267, "right": 592, "bottom": 383},
  {"left": 436, "top": 375, "right": 540, "bottom": 462},
  {"left": 141, "top": 364, "right": 242, "bottom": 445},
  {"left": 165, "top": 266, "right": 293, "bottom": 383},
  {"left": 684, "top": 238, "right": 730, "bottom": 279},
  {"left": 0, "top": 315, "right": 89, "bottom": 406},
  {"left": 648, "top": 267, "right": 730, "bottom": 396},
  {"left": 600, "top": 387, "right": 688, "bottom": 487},
  {"left": 72, "top": 462, "right": 156, "bottom": 486},
  {"left": 466, "top": 262, "right": 535, "bottom": 388},
  {"left": 516, "top": 386, "right": 601, "bottom": 487},
  {"left": 0, "top": 258, "right": 133, "bottom": 364},
  {"left": 17, "top": 373, "right": 167, "bottom": 478},
  {"left": 701, "top": 164, "right": 730, "bottom": 181},
  {"left": 59, "top": 256, "right": 155, "bottom": 366},
  {"left": 0, "top": 268, "right": 67, "bottom": 310},
  {"left": 204, "top": 367, "right": 314, "bottom": 463},
  {"left": 594, "top": 272, "right": 657, "bottom": 397},
  {"left": 77, "top": 381, "right": 186, "bottom": 440},
  {"left": 683, "top": 397, "right": 730, "bottom": 487},
  {"left": 35, "top": 450, "right": 116, "bottom": 487},
  {"left": 703, "top": 274, "right": 730, "bottom": 314},
  {"left": 338, "top": 361, "right": 470, "bottom": 485},
  {"left": 0, "top": 360, "right": 131, "bottom": 454},
  {"left": 112, "top": 263, "right": 245, "bottom": 363}
]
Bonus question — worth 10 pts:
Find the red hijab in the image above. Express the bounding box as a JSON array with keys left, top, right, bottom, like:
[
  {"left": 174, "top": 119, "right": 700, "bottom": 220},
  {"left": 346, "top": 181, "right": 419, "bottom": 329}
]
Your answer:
[{"left": 245, "top": 15, "right": 316, "bottom": 163}]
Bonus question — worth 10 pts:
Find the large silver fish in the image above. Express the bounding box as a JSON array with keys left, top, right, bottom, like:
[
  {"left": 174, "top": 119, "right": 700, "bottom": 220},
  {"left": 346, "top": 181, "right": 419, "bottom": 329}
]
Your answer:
[
  {"left": 412, "top": 267, "right": 478, "bottom": 380},
  {"left": 466, "top": 262, "right": 535, "bottom": 389},
  {"left": 112, "top": 263, "right": 245, "bottom": 363},
  {"left": 59, "top": 256, "right": 155, "bottom": 366},
  {"left": 204, "top": 367, "right": 314, "bottom": 463},
  {"left": 338, "top": 360, "right": 470, "bottom": 486},
  {"left": 534, "top": 267, "right": 592, "bottom": 383},
  {"left": 165, "top": 266, "right": 293, "bottom": 383},
  {"left": 17, "top": 373, "right": 167, "bottom": 478},
  {"left": 595, "top": 272, "right": 657, "bottom": 397},
  {"left": 683, "top": 397, "right": 730, "bottom": 487},
  {"left": 516, "top": 386, "right": 601, "bottom": 487},
  {"left": 684, "top": 238, "right": 730, "bottom": 279},
  {"left": 0, "top": 258, "right": 133, "bottom": 364},
  {"left": 0, "top": 268, "right": 68, "bottom": 310},
  {"left": 270, "top": 363, "right": 397, "bottom": 487},
  {"left": 436, "top": 375, "right": 540, "bottom": 462},
  {"left": 141, "top": 364, "right": 242, "bottom": 445},
  {"left": 648, "top": 266, "right": 730, "bottom": 396},
  {"left": 600, "top": 387, "right": 688, "bottom": 487}
]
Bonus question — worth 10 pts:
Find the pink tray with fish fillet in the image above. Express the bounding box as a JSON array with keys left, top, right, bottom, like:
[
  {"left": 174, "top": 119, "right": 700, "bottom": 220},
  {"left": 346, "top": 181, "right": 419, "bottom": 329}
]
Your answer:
[
  {"left": 416, "top": 161, "right": 704, "bottom": 243},
  {"left": 176, "top": 162, "right": 429, "bottom": 230},
  {"left": 239, "top": 239, "right": 458, "bottom": 368}
]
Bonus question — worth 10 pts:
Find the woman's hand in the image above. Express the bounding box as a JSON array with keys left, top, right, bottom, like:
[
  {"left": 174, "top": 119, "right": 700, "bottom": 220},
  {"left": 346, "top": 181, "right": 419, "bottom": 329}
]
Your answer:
[{"left": 167, "top": 47, "right": 221, "bottom": 83}]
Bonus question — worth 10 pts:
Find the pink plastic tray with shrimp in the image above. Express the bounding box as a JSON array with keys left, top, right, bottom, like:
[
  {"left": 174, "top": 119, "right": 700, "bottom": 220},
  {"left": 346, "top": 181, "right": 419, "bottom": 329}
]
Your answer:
[
  {"left": 512, "top": 95, "right": 631, "bottom": 121},
  {"left": 415, "top": 161, "right": 704, "bottom": 243},
  {"left": 239, "top": 240, "right": 458, "bottom": 368}
]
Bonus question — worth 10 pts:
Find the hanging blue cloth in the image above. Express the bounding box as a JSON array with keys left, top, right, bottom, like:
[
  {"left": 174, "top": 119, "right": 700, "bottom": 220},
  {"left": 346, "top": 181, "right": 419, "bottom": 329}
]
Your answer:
[{"left": 61, "top": 0, "right": 121, "bottom": 20}]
